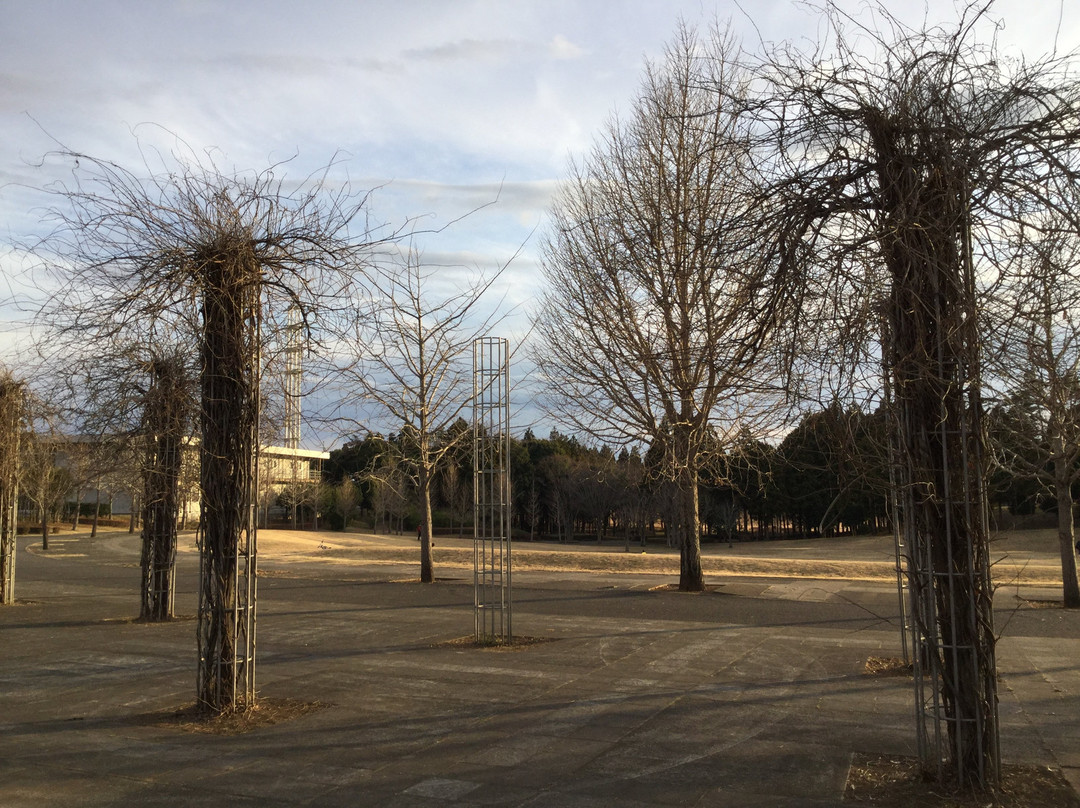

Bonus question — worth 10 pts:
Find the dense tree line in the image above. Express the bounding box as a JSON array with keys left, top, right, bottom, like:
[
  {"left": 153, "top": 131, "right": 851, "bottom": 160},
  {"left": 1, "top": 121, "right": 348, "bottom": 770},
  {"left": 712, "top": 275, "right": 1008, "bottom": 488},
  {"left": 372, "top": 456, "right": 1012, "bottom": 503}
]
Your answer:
[
  {"left": 323, "top": 406, "right": 895, "bottom": 543},
  {"left": 325, "top": 399, "right": 1080, "bottom": 547}
]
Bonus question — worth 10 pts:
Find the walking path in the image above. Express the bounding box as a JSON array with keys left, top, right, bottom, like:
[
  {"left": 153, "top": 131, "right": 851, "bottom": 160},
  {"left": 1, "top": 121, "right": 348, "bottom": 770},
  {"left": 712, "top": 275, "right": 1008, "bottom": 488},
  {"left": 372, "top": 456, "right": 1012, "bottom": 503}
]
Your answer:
[{"left": 1, "top": 528, "right": 1077, "bottom": 806}]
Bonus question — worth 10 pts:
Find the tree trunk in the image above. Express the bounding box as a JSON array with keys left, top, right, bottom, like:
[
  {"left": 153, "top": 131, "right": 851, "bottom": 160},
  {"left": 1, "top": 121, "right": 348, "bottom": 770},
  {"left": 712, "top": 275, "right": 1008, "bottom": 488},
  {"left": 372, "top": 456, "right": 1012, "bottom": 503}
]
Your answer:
[
  {"left": 676, "top": 465, "right": 704, "bottom": 591},
  {"left": 91, "top": 488, "right": 101, "bottom": 538},
  {"left": 140, "top": 358, "right": 184, "bottom": 622},
  {"left": 673, "top": 422, "right": 705, "bottom": 592},
  {"left": 40, "top": 507, "right": 49, "bottom": 551},
  {"left": 419, "top": 463, "right": 434, "bottom": 583},
  {"left": 1053, "top": 457, "right": 1080, "bottom": 608}
]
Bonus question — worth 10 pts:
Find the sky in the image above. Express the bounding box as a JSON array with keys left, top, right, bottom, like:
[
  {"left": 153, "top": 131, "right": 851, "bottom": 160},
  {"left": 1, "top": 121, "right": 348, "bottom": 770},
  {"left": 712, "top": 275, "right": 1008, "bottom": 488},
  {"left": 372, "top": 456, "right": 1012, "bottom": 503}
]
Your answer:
[{"left": 2, "top": 0, "right": 1079, "bottom": 444}]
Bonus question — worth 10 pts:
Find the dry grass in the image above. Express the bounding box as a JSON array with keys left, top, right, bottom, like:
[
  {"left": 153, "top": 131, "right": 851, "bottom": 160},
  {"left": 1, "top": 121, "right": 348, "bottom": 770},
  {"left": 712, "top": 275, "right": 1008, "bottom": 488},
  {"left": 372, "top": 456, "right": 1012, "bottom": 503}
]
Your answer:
[
  {"left": 261, "top": 534, "right": 1065, "bottom": 587},
  {"left": 255, "top": 568, "right": 302, "bottom": 578},
  {"left": 845, "top": 754, "right": 1080, "bottom": 806}
]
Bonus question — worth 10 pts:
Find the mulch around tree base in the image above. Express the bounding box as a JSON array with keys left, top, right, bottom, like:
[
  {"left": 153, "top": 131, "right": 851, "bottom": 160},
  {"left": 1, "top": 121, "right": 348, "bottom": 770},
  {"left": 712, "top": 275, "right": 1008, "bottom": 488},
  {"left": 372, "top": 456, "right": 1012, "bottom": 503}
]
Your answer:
[
  {"left": 155, "top": 698, "right": 330, "bottom": 735},
  {"left": 855, "top": 657, "right": 1080, "bottom": 804},
  {"left": 864, "top": 656, "right": 914, "bottom": 677},
  {"left": 432, "top": 635, "right": 557, "bottom": 652},
  {"left": 844, "top": 753, "right": 1080, "bottom": 807}
]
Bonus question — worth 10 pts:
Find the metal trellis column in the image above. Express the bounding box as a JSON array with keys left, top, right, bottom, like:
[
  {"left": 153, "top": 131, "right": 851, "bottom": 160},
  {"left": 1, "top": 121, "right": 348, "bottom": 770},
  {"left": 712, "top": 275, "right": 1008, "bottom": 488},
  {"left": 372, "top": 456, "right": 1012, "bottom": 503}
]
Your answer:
[{"left": 473, "top": 337, "right": 511, "bottom": 644}]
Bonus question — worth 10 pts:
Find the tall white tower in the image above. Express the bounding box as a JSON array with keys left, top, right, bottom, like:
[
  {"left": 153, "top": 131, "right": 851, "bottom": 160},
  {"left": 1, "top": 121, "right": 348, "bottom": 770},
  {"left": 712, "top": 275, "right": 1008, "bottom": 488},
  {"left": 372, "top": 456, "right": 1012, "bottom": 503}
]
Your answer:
[{"left": 283, "top": 304, "right": 302, "bottom": 451}]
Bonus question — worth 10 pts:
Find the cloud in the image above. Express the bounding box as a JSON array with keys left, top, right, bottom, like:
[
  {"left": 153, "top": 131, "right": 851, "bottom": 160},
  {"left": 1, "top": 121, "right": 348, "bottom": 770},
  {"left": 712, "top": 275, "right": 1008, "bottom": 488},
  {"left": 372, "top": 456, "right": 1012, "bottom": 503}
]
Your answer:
[
  {"left": 4, "top": 0, "right": 1080, "bottom": 384},
  {"left": 405, "top": 37, "right": 523, "bottom": 63},
  {"left": 548, "top": 34, "right": 585, "bottom": 60}
]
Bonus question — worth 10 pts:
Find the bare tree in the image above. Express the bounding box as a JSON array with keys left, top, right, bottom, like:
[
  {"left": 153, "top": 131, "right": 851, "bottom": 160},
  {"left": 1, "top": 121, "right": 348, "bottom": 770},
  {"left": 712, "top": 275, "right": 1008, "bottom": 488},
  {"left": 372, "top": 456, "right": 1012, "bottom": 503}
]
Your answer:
[
  {"left": 62, "top": 440, "right": 94, "bottom": 532},
  {"left": 139, "top": 350, "right": 191, "bottom": 621},
  {"left": 33, "top": 141, "right": 382, "bottom": 714},
  {"left": 440, "top": 460, "right": 471, "bottom": 538},
  {"left": 533, "top": 26, "right": 781, "bottom": 591},
  {"left": 102, "top": 442, "right": 144, "bottom": 535},
  {"left": 47, "top": 331, "right": 197, "bottom": 620},
  {"left": 746, "top": 0, "right": 1080, "bottom": 787},
  {"left": 328, "top": 478, "right": 359, "bottom": 530},
  {"left": 536, "top": 453, "right": 575, "bottom": 542},
  {"left": 334, "top": 246, "right": 509, "bottom": 582},
  {"left": 19, "top": 423, "right": 73, "bottom": 550},
  {"left": 64, "top": 438, "right": 127, "bottom": 534},
  {"left": 986, "top": 221, "right": 1080, "bottom": 608},
  {"left": 522, "top": 476, "right": 540, "bottom": 541},
  {"left": 368, "top": 460, "right": 411, "bottom": 536}
]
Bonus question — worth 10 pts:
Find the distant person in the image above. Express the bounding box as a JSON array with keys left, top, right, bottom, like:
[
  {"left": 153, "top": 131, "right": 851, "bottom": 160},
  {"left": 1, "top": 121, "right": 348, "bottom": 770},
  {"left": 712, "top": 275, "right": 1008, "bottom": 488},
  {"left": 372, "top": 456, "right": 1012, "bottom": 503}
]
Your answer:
[{"left": 417, "top": 525, "right": 422, "bottom": 542}]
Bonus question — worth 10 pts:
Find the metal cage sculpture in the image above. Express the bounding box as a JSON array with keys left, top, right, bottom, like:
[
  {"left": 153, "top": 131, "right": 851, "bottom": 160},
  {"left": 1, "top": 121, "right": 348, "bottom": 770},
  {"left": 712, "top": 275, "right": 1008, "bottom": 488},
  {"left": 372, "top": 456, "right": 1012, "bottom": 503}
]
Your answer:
[
  {"left": 195, "top": 261, "right": 260, "bottom": 712},
  {"left": 893, "top": 392, "right": 999, "bottom": 785},
  {"left": 884, "top": 215, "right": 1000, "bottom": 785},
  {"left": 473, "top": 337, "right": 511, "bottom": 643}
]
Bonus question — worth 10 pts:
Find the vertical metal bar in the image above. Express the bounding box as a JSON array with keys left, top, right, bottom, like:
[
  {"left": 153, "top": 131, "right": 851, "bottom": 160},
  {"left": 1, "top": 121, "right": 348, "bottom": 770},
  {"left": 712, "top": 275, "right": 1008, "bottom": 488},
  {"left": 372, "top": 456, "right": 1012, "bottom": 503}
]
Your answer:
[
  {"left": 0, "top": 381, "right": 21, "bottom": 606},
  {"left": 473, "top": 340, "right": 480, "bottom": 640},
  {"left": 244, "top": 284, "right": 261, "bottom": 706},
  {"left": 880, "top": 315, "right": 910, "bottom": 666},
  {"left": 502, "top": 343, "right": 512, "bottom": 641}
]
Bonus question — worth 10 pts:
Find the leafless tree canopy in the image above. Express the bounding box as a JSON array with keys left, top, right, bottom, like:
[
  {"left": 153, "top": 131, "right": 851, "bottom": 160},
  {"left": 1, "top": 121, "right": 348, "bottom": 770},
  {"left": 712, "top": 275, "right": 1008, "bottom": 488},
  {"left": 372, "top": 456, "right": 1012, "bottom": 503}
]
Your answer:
[
  {"left": 985, "top": 218, "right": 1080, "bottom": 608},
  {"left": 533, "top": 26, "right": 784, "bottom": 591},
  {"left": 331, "top": 246, "right": 511, "bottom": 582}
]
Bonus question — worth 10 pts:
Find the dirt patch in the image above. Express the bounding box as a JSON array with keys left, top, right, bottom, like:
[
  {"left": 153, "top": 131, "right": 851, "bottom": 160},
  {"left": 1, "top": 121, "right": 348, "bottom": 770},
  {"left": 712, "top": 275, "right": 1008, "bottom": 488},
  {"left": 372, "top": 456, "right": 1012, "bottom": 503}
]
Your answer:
[
  {"left": 844, "top": 753, "right": 1080, "bottom": 806},
  {"left": 256, "top": 568, "right": 302, "bottom": 578},
  {"left": 433, "top": 635, "right": 557, "bottom": 652},
  {"left": 864, "top": 656, "right": 913, "bottom": 677},
  {"left": 1015, "top": 597, "right": 1063, "bottom": 610},
  {"left": 103, "top": 614, "right": 197, "bottom": 624},
  {"left": 155, "top": 698, "right": 329, "bottom": 735}
]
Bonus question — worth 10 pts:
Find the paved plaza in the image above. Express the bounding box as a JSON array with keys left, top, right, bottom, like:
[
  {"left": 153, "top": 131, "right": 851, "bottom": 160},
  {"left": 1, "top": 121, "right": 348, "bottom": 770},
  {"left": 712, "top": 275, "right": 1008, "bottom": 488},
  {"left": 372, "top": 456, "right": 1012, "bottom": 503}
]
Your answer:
[{"left": 1, "top": 529, "right": 1078, "bottom": 806}]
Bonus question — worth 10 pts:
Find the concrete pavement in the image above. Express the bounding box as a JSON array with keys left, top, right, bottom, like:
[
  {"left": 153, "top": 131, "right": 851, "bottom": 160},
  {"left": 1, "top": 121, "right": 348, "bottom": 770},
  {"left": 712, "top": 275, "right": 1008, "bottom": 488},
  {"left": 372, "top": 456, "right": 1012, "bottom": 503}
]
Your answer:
[{"left": 1, "top": 529, "right": 1078, "bottom": 806}]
